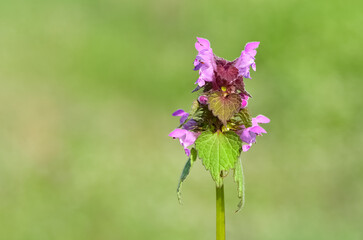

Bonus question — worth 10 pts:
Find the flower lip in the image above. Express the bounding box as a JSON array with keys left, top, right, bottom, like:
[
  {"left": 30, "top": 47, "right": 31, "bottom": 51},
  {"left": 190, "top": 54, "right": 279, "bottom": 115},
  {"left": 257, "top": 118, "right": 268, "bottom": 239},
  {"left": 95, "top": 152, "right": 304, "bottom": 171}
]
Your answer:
[
  {"left": 172, "top": 109, "right": 189, "bottom": 124},
  {"left": 169, "top": 128, "right": 200, "bottom": 156}
]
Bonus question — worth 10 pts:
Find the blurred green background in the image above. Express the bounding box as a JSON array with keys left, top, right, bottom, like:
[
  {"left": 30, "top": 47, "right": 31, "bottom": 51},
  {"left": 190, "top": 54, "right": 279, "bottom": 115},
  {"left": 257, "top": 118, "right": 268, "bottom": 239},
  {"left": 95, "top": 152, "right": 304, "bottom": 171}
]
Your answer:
[{"left": 0, "top": 0, "right": 362, "bottom": 239}]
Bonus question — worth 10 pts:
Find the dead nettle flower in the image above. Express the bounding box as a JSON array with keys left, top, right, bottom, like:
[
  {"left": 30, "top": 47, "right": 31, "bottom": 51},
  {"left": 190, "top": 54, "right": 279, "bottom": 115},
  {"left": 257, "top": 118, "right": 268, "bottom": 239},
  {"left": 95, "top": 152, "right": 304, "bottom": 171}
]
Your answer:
[{"left": 169, "top": 37, "right": 270, "bottom": 216}]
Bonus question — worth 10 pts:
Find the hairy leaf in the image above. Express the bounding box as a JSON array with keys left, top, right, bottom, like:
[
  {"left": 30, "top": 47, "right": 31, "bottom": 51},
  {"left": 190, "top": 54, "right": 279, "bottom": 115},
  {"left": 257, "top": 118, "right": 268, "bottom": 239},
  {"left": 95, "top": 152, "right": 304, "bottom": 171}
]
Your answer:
[
  {"left": 208, "top": 92, "right": 241, "bottom": 125},
  {"left": 195, "top": 131, "right": 242, "bottom": 187},
  {"left": 177, "top": 148, "right": 197, "bottom": 203},
  {"left": 229, "top": 108, "right": 252, "bottom": 130},
  {"left": 234, "top": 157, "right": 245, "bottom": 212}
]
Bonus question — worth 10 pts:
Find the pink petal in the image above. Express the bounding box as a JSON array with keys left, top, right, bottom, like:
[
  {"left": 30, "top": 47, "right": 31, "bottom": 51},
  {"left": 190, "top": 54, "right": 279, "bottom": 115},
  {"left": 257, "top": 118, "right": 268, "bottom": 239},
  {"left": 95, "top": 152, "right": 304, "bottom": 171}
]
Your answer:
[
  {"left": 244, "top": 42, "right": 260, "bottom": 56},
  {"left": 195, "top": 37, "right": 211, "bottom": 51},
  {"left": 252, "top": 62, "right": 256, "bottom": 71},
  {"left": 249, "top": 125, "right": 267, "bottom": 134},
  {"left": 184, "top": 148, "right": 191, "bottom": 157},
  {"left": 197, "top": 78, "right": 205, "bottom": 87},
  {"left": 242, "top": 144, "right": 252, "bottom": 152},
  {"left": 169, "top": 128, "right": 187, "bottom": 138},
  {"left": 239, "top": 128, "right": 256, "bottom": 143},
  {"left": 254, "top": 115, "right": 270, "bottom": 123}
]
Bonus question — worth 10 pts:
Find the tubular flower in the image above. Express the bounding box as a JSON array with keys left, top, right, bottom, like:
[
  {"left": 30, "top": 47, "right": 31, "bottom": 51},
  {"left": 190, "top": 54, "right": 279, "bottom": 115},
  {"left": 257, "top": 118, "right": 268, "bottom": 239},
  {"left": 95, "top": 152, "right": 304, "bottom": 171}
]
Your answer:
[
  {"left": 169, "top": 129, "right": 200, "bottom": 157},
  {"left": 238, "top": 115, "right": 270, "bottom": 152},
  {"left": 235, "top": 42, "right": 260, "bottom": 79},
  {"left": 193, "top": 38, "right": 216, "bottom": 87},
  {"left": 172, "top": 109, "right": 189, "bottom": 124}
]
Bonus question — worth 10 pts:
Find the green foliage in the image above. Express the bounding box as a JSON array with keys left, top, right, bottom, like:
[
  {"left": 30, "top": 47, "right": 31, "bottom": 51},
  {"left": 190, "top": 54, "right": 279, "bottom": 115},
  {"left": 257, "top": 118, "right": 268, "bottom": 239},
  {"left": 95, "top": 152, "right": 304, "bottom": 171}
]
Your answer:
[
  {"left": 234, "top": 158, "right": 245, "bottom": 212},
  {"left": 208, "top": 92, "right": 241, "bottom": 125},
  {"left": 229, "top": 108, "right": 252, "bottom": 130},
  {"left": 177, "top": 148, "right": 197, "bottom": 203},
  {"left": 195, "top": 131, "right": 242, "bottom": 187}
]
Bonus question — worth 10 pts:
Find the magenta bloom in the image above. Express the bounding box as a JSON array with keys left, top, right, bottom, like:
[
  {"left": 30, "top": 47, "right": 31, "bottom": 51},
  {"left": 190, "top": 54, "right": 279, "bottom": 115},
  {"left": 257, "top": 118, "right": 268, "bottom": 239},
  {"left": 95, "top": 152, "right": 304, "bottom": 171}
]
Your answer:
[
  {"left": 172, "top": 109, "right": 189, "bottom": 124},
  {"left": 193, "top": 38, "right": 260, "bottom": 87},
  {"left": 238, "top": 115, "right": 270, "bottom": 152},
  {"left": 235, "top": 42, "right": 260, "bottom": 79},
  {"left": 194, "top": 38, "right": 216, "bottom": 87},
  {"left": 169, "top": 129, "right": 200, "bottom": 156}
]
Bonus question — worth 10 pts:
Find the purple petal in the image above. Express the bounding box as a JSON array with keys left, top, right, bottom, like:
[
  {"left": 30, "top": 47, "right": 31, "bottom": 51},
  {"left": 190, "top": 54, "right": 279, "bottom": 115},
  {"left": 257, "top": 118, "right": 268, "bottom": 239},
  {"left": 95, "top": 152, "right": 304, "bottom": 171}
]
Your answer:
[
  {"left": 180, "top": 114, "right": 189, "bottom": 124},
  {"left": 169, "top": 128, "right": 187, "bottom": 138},
  {"left": 252, "top": 62, "right": 256, "bottom": 71},
  {"left": 242, "top": 144, "right": 252, "bottom": 152},
  {"left": 244, "top": 42, "right": 260, "bottom": 57},
  {"left": 254, "top": 115, "right": 270, "bottom": 124},
  {"left": 239, "top": 128, "right": 256, "bottom": 144},
  {"left": 195, "top": 37, "right": 210, "bottom": 51},
  {"left": 183, "top": 119, "right": 197, "bottom": 130},
  {"left": 184, "top": 148, "right": 191, "bottom": 157},
  {"left": 193, "top": 62, "right": 202, "bottom": 71},
  {"left": 172, "top": 109, "right": 187, "bottom": 117},
  {"left": 196, "top": 78, "right": 205, "bottom": 87},
  {"left": 182, "top": 131, "right": 198, "bottom": 147},
  {"left": 249, "top": 125, "right": 267, "bottom": 134}
]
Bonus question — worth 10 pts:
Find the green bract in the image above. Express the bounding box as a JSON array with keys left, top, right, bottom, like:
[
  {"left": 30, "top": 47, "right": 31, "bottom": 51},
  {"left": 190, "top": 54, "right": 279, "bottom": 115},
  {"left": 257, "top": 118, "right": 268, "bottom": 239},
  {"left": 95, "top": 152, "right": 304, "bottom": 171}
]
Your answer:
[
  {"left": 234, "top": 158, "right": 244, "bottom": 212},
  {"left": 208, "top": 92, "right": 241, "bottom": 125},
  {"left": 195, "top": 130, "right": 242, "bottom": 187},
  {"left": 177, "top": 148, "right": 197, "bottom": 203}
]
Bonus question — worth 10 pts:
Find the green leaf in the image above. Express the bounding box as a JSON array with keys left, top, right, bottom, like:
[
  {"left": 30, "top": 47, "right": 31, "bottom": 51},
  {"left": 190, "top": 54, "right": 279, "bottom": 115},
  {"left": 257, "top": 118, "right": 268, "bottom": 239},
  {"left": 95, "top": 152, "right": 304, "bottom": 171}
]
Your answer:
[
  {"left": 229, "top": 108, "right": 252, "bottom": 130},
  {"left": 208, "top": 92, "right": 241, "bottom": 125},
  {"left": 195, "top": 131, "right": 242, "bottom": 187},
  {"left": 177, "top": 148, "right": 197, "bottom": 203},
  {"left": 234, "top": 157, "right": 245, "bottom": 213}
]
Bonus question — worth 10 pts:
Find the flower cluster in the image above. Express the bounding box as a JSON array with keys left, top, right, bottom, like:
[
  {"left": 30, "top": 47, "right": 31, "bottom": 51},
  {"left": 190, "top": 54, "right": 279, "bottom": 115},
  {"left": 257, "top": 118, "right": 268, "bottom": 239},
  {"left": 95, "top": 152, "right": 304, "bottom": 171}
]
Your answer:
[{"left": 169, "top": 37, "right": 269, "bottom": 156}]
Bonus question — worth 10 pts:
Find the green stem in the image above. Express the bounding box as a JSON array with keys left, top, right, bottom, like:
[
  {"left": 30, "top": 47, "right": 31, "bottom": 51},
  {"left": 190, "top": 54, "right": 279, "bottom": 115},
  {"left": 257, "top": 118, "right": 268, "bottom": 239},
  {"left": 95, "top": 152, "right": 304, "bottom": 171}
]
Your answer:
[{"left": 216, "top": 184, "right": 226, "bottom": 240}]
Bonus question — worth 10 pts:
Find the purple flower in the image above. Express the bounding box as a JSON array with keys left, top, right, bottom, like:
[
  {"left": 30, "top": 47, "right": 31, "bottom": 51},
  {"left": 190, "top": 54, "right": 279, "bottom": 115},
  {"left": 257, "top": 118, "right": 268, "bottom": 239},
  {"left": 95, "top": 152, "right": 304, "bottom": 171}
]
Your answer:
[
  {"left": 238, "top": 114, "right": 270, "bottom": 152},
  {"left": 172, "top": 109, "right": 197, "bottom": 130},
  {"left": 194, "top": 37, "right": 216, "bottom": 87},
  {"left": 169, "top": 129, "right": 200, "bottom": 156},
  {"left": 235, "top": 42, "right": 260, "bottom": 79},
  {"left": 172, "top": 109, "right": 189, "bottom": 124}
]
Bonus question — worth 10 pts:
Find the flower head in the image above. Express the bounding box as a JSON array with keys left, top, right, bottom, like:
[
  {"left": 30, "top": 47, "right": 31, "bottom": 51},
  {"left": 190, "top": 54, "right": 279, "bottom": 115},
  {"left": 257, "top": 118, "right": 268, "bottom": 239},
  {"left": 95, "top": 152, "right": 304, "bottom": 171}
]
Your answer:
[
  {"left": 170, "top": 37, "right": 269, "bottom": 210},
  {"left": 193, "top": 38, "right": 260, "bottom": 88}
]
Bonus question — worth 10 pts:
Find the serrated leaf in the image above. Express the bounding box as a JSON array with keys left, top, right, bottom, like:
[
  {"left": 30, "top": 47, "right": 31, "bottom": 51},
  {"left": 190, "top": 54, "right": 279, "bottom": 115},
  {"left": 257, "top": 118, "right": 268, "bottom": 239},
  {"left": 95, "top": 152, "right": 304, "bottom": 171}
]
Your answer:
[
  {"left": 234, "top": 157, "right": 245, "bottom": 213},
  {"left": 177, "top": 148, "right": 197, "bottom": 203},
  {"left": 208, "top": 92, "right": 241, "bottom": 125},
  {"left": 229, "top": 108, "right": 252, "bottom": 129},
  {"left": 195, "top": 131, "right": 242, "bottom": 187}
]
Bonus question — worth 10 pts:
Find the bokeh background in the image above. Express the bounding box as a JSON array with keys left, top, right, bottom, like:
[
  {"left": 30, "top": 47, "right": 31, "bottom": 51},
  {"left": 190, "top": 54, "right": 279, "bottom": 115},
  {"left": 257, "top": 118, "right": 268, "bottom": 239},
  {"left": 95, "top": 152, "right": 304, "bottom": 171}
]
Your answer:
[{"left": 1, "top": 0, "right": 362, "bottom": 239}]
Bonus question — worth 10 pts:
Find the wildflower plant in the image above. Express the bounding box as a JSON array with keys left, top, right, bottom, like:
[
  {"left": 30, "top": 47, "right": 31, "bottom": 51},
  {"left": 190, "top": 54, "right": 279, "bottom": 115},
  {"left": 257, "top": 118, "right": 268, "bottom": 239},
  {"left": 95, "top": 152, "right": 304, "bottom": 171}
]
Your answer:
[{"left": 169, "top": 37, "right": 270, "bottom": 240}]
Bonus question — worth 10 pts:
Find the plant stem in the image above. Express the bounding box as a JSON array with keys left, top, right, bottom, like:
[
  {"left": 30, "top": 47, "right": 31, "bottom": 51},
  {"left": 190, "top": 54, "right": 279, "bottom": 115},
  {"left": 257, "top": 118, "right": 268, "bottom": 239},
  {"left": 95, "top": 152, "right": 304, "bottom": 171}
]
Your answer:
[{"left": 216, "top": 184, "right": 225, "bottom": 240}]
